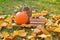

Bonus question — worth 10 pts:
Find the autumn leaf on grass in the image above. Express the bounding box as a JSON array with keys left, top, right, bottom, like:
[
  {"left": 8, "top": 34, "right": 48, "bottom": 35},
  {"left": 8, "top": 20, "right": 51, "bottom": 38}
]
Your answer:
[
  {"left": 14, "top": 6, "right": 19, "bottom": 10},
  {"left": 0, "top": 19, "right": 4, "bottom": 25},
  {"left": 53, "top": 24, "right": 60, "bottom": 32},
  {"left": 19, "top": 32, "right": 28, "bottom": 37},
  {"left": 1, "top": 22, "right": 8, "bottom": 27},
  {"left": 2, "top": 31, "right": 9, "bottom": 38},
  {"left": 41, "top": 9, "right": 48, "bottom": 16},
  {"left": 4, "top": 16, "right": 12, "bottom": 23},
  {"left": 53, "top": 15, "right": 60, "bottom": 20},
  {"left": 6, "top": 23, "right": 13, "bottom": 29},
  {"left": 18, "top": 30, "right": 28, "bottom": 37},
  {"left": 12, "top": 30, "right": 19, "bottom": 36}
]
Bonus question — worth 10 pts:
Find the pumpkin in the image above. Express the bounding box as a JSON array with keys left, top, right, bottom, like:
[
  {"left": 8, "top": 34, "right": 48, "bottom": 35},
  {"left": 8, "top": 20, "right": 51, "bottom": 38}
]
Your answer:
[{"left": 15, "top": 11, "right": 28, "bottom": 25}]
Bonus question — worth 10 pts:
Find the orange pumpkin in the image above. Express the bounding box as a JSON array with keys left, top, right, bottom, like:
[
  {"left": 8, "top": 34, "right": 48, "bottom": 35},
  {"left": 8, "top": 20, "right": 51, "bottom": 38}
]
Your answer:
[{"left": 15, "top": 11, "right": 28, "bottom": 25}]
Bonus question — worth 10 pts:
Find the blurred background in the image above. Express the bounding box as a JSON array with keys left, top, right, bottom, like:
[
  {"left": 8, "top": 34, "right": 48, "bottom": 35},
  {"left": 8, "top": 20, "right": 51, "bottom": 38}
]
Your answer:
[{"left": 0, "top": 0, "right": 60, "bottom": 15}]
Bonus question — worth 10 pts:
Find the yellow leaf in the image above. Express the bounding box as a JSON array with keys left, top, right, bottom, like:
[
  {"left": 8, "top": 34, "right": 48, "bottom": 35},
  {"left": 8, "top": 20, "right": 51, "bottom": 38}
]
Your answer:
[
  {"left": 0, "top": 19, "right": 4, "bottom": 25},
  {"left": 4, "top": 16, "right": 12, "bottom": 23},
  {"left": 41, "top": 10, "right": 48, "bottom": 16},
  {"left": 19, "top": 32, "right": 27, "bottom": 37},
  {"left": 32, "top": 13, "right": 36, "bottom": 17},
  {"left": 18, "top": 30, "right": 27, "bottom": 37},
  {"left": 2, "top": 32, "right": 9, "bottom": 38},
  {"left": 58, "top": 24, "right": 60, "bottom": 27},
  {"left": 13, "top": 30, "right": 19, "bottom": 36},
  {"left": 53, "top": 27, "right": 60, "bottom": 32},
  {"left": 36, "top": 13, "right": 41, "bottom": 17},
  {"left": 18, "top": 30, "right": 25, "bottom": 33},
  {"left": 6, "top": 23, "right": 13, "bottom": 29},
  {"left": 15, "top": 6, "right": 19, "bottom": 9}
]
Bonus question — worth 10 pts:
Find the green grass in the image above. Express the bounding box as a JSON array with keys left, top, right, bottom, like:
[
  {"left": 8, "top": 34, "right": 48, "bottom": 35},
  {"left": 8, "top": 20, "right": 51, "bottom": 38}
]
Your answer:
[{"left": 0, "top": 0, "right": 60, "bottom": 15}]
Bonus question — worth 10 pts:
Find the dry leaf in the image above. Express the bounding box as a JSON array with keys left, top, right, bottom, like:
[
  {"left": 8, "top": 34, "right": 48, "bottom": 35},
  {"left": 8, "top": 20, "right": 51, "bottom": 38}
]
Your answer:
[{"left": 2, "top": 32, "right": 9, "bottom": 38}]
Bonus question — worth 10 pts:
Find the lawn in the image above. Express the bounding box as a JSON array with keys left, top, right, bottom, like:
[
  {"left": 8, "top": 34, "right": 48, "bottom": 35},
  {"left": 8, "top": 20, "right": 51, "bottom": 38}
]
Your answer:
[{"left": 0, "top": 0, "right": 60, "bottom": 15}]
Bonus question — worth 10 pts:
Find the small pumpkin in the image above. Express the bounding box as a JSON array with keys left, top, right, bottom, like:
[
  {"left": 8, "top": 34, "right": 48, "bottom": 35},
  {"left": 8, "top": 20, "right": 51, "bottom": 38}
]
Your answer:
[{"left": 15, "top": 11, "right": 28, "bottom": 25}]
